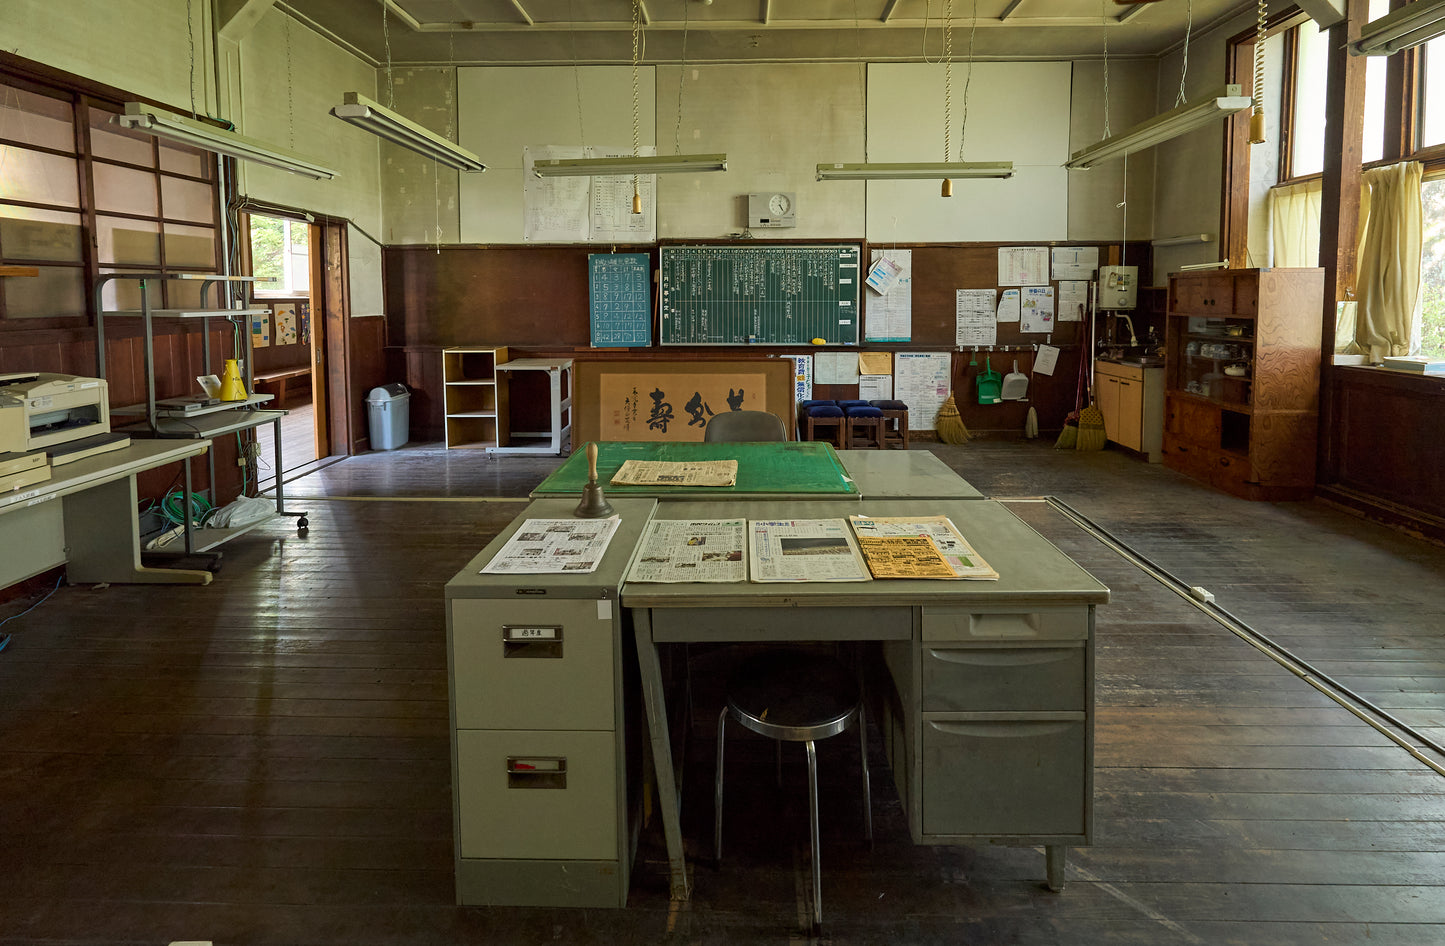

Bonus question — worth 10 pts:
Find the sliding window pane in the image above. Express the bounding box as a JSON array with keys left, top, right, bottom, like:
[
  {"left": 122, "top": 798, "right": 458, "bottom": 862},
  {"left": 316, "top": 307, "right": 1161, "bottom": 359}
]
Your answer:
[
  {"left": 1423, "top": 38, "right": 1445, "bottom": 148},
  {"left": 92, "top": 162, "right": 157, "bottom": 215},
  {"left": 4, "top": 265, "right": 85, "bottom": 318},
  {"left": 164, "top": 278, "right": 204, "bottom": 310},
  {"left": 0, "top": 146, "right": 79, "bottom": 205},
  {"left": 1363, "top": 0, "right": 1388, "bottom": 162},
  {"left": 96, "top": 216, "right": 160, "bottom": 266},
  {"left": 158, "top": 139, "right": 209, "bottom": 178},
  {"left": 89, "top": 107, "right": 155, "bottom": 165},
  {"left": 1290, "top": 21, "right": 1330, "bottom": 177},
  {"left": 0, "top": 86, "right": 74, "bottom": 152},
  {"left": 163, "top": 223, "right": 216, "bottom": 268},
  {"left": 160, "top": 174, "right": 215, "bottom": 224},
  {"left": 0, "top": 206, "right": 82, "bottom": 262}
]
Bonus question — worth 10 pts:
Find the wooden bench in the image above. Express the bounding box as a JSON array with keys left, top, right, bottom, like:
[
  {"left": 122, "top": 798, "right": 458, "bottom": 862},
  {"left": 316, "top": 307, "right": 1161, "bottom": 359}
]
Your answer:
[{"left": 253, "top": 366, "right": 311, "bottom": 408}]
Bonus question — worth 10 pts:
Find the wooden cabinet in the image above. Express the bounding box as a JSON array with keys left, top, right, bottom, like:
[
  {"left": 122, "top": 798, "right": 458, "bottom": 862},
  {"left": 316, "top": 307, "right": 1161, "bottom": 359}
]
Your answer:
[
  {"left": 1094, "top": 360, "right": 1163, "bottom": 462},
  {"left": 442, "top": 347, "right": 508, "bottom": 449},
  {"left": 1163, "top": 268, "right": 1323, "bottom": 500}
]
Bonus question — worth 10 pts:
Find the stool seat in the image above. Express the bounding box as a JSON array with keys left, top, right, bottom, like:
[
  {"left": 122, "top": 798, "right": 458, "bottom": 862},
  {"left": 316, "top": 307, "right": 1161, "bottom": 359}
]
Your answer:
[{"left": 715, "top": 650, "right": 872, "bottom": 936}]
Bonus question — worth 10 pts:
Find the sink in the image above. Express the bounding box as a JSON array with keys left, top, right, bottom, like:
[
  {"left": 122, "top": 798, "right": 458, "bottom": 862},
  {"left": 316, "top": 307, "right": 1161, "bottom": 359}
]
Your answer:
[{"left": 1101, "top": 355, "right": 1165, "bottom": 367}]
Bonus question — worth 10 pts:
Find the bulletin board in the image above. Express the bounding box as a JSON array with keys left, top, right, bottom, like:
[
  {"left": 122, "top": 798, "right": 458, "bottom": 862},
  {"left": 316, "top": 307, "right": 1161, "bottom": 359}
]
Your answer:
[{"left": 574, "top": 360, "right": 795, "bottom": 443}]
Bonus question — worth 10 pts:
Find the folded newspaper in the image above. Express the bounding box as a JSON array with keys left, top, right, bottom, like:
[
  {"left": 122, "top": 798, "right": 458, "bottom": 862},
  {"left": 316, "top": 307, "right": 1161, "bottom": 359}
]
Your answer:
[
  {"left": 610, "top": 459, "right": 738, "bottom": 487},
  {"left": 848, "top": 515, "right": 999, "bottom": 580}
]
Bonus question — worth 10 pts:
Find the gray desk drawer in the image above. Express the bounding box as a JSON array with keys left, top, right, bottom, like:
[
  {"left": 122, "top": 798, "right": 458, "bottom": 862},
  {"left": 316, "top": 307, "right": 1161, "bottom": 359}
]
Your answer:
[
  {"left": 921, "top": 644, "right": 1085, "bottom": 713},
  {"left": 922, "top": 606, "right": 1087, "bottom": 642},
  {"left": 456, "top": 729, "right": 617, "bottom": 861},
  {"left": 921, "top": 717, "right": 1086, "bottom": 837},
  {"left": 452, "top": 599, "right": 615, "bottom": 731}
]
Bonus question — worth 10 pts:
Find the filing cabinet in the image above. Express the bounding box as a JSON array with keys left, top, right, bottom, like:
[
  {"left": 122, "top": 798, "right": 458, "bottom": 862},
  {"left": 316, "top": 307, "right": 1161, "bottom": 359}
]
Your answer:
[{"left": 444, "top": 498, "right": 656, "bottom": 908}]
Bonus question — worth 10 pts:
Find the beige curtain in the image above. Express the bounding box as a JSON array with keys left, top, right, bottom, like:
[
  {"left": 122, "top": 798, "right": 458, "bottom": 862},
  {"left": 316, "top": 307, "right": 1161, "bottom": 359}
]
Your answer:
[
  {"left": 1356, "top": 162, "right": 1423, "bottom": 361},
  {"left": 1270, "top": 178, "right": 1323, "bottom": 268}
]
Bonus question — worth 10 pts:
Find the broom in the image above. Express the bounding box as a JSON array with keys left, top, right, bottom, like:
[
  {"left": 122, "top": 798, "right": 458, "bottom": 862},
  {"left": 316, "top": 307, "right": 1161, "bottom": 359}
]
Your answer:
[
  {"left": 1024, "top": 359, "right": 1039, "bottom": 439},
  {"left": 935, "top": 393, "right": 970, "bottom": 444},
  {"left": 1075, "top": 401, "right": 1107, "bottom": 451}
]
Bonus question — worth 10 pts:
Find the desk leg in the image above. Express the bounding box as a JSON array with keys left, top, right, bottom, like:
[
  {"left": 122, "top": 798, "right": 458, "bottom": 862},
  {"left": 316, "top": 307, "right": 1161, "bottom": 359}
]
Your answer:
[
  {"left": 63, "top": 476, "right": 212, "bottom": 585},
  {"left": 633, "top": 609, "right": 690, "bottom": 901},
  {"left": 1045, "top": 845, "right": 1068, "bottom": 892}
]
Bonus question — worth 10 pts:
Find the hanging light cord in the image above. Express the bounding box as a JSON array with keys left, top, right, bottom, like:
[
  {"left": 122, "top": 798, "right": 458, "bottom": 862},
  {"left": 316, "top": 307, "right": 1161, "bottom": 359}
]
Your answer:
[
  {"left": 960, "top": 0, "right": 978, "bottom": 160},
  {"left": 186, "top": 0, "right": 198, "bottom": 119},
  {"left": 674, "top": 0, "right": 690, "bottom": 156},
  {"left": 570, "top": 0, "right": 585, "bottom": 145},
  {"left": 943, "top": 0, "right": 953, "bottom": 162},
  {"left": 1102, "top": 0, "right": 1111, "bottom": 139},
  {"left": 285, "top": 13, "right": 295, "bottom": 149},
  {"left": 383, "top": 2, "right": 395, "bottom": 109},
  {"left": 631, "top": 0, "right": 642, "bottom": 206},
  {"left": 1251, "top": 0, "right": 1268, "bottom": 143},
  {"left": 1175, "top": 0, "right": 1194, "bottom": 107}
]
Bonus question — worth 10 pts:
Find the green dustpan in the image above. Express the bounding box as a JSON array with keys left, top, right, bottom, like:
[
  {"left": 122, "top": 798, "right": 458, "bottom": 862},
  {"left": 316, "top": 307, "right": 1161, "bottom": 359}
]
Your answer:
[{"left": 977, "top": 355, "right": 1002, "bottom": 404}]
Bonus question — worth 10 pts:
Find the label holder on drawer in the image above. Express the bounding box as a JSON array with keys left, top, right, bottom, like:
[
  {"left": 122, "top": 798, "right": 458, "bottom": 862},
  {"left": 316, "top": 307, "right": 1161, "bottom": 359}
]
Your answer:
[
  {"left": 502, "top": 625, "right": 563, "bottom": 658},
  {"left": 507, "top": 756, "right": 567, "bottom": 789}
]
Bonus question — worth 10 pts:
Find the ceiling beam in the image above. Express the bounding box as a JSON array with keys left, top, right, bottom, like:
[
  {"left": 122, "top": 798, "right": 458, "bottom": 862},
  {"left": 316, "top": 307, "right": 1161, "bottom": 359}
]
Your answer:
[
  {"left": 218, "top": 0, "right": 277, "bottom": 43},
  {"left": 403, "top": 17, "right": 1124, "bottom": 34}
]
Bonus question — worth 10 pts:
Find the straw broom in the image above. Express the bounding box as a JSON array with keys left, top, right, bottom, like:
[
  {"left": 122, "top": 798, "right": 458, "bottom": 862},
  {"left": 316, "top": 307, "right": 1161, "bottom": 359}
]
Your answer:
[
  {"left": 935, "top": 393, "right": 970, "bottom": 444},
  {"left": 1075, "top": 402, "right": 1106, "bottom": 451}
]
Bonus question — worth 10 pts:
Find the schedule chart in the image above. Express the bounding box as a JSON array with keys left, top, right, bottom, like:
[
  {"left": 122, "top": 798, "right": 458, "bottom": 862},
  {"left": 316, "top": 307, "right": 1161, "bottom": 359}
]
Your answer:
[
  {"left": 588, "top": 252, "right": 652, "bottom": 347},
  {"left": 659, "top": 244, "right": 861, "bottom": 346}
]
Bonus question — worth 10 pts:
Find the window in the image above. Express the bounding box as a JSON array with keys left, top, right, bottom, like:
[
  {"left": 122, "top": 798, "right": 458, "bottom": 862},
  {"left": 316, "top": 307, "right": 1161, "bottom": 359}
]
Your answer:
[
  {"left": 1415, "top": 178, "right": 1445, "bottom": 358},
  {"left": 249, "top": 214, "right": 309, "bottom": 296},
  {"left": 0, "top": 72, "right": 220, "bottom": 323}
]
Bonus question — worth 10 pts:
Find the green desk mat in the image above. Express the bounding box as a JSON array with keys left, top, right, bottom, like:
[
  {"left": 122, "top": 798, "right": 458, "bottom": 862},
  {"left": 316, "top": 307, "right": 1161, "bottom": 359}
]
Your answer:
[{"left": 533, "top": 441, "right": 859, "bottom": 496}]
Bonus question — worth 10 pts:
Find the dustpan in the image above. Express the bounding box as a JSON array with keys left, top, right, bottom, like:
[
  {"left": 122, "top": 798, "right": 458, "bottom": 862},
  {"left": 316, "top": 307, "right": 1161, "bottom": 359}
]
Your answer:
[
  {"left": 976, "top": 356, "right": 1002, "bottom": 404},
  {"left": 1000, "top": 359, "right": 1028, "bottom": 400}
]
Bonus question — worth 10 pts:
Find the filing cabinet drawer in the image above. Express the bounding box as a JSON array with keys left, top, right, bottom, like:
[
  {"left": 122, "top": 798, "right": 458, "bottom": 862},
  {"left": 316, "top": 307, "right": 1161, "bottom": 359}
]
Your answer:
[
  {"left": 921, "top": 606, "right": 1087, "bottom": 642},
  {"left": 921, "top": 644, "right": 1085, "bottom": 713},
  {"left": 456, "top": 729, "right": 617, "bottom": 861},
  {"left": 921, "top": 717, "right": 1086, "bottom": 837},
  {"left": 451, "top": 599, "right": 615, "bottom": 731}
]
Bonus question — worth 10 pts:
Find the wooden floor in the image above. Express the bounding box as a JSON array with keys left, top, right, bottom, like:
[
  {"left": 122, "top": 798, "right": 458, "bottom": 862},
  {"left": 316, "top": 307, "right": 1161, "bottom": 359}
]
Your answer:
[
  {"left": 2, "top": 440, "right": 1444, "bottom": 945},
  {"left": 253, "top": 400, "right": 318, "bottom": 489}
]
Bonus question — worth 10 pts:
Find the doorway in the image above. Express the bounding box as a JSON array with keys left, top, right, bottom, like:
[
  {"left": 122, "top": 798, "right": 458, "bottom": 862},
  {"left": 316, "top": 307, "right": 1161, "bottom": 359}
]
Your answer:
[{"left": 246, "top": 212, "right": 324, "bottom": 488}]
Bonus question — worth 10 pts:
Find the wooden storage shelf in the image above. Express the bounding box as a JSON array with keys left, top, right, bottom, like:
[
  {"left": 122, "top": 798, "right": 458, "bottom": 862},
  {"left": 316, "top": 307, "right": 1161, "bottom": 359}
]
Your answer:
[
  {"left": 442, "top": 347, "right": 509, "bottom": 449},
  {"left": 1162, "top": 268, "right": 1323, "bottom": 501}
]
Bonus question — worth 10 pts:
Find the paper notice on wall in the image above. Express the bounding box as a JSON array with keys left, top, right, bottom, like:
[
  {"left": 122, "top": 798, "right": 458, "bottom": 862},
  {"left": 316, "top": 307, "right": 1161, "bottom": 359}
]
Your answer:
[
  {"left": 523, "top": 145, "right": 656, "bottom": 243},
  {"left": 815, "top": 351, "right": 861, "bottom": 385},
  {"left": 858, "top": 351, "right": 892, "bottom": 375},
  {"left": 859, "top": 374, "right": 892, "bottom": 400},
  {"left": 997, "top": 289, "right": 1020, "bottom": 323},
  {"left": 998, "top": 246, "right": 1050, "bottom": 285},
  {"left": 1034, "top": 344, "right": 1061, "bottom": 376},
  {"left": 1051, "top": 246, "right": 1100, "bottom": 281},
  {"left": 956, "top": 289, "right": 997, "bottom": 347},
  {"left": 250, "top": 313, "right": 271, "bottom": 348},
  {"left": 1020, "top": 286, "right": 1055, "bottom": 334},
  {"left": 865, "top": 249, "right": 912, "bottom": 341},
  {"left": 865, "top": 255, "right": 903, "bottom": 294},
  {"left": 1057, "top": 281, "right": 1089, "bottom": 322},
  {"left": 790, "top": 355, "right": 813, "bottom": 403},
  {"left": 893, "top": 352, "right": 952, "bottom": 430}
]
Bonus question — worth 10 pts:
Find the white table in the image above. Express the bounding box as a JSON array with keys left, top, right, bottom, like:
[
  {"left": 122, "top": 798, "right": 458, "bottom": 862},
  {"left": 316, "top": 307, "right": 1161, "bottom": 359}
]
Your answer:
[{"left": 491, "top": 358, "right": 573, "bottom": 455}]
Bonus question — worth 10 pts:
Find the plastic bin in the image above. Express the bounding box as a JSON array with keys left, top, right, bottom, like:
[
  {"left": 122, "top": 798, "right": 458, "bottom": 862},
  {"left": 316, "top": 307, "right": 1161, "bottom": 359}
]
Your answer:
[{"left": 366, "top": 383, "right": 411, "bottom": 450}]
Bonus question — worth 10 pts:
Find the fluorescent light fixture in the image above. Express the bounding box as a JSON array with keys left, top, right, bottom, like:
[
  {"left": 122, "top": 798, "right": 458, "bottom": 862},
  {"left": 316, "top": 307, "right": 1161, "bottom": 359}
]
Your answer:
[
  {"left": 331, "top": 92, "right": 486, "bottom": 172},
  {"left": 116, "top": 102, "right": 336, "bottom": 180},
  {"left": 533, "top": 154, "right": 728, "bottom": 178},
  {"left": 816, "top": 162, "right": 1015, "bottom": 181},
  {"left": 1152, "top": 233, "right": 1215, "bottom": 247},
  {"left": 1065, "top": 86, "right": 1252, "bottom": 170},
  {"left": 1351, "top": 0, "right": 1445, "bottom": 55}
]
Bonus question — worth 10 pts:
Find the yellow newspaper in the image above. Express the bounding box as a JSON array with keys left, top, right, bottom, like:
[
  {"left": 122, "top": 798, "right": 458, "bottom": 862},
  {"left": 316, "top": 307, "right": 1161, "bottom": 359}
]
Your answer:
[
  {"left": 848, "top": 515, "right": 999, "bottom": 580},
  {"left": 610, "top": 459, "right": 738, "bottom": 487},
  {"left": 855, "top": 535, "right": 957, "bottom": 579}
]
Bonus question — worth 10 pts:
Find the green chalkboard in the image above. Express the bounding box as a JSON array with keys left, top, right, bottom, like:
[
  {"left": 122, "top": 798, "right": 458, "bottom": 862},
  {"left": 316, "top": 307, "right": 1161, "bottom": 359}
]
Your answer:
[{"left": 658, "top": 244, "right": 861, "bottom": 346}]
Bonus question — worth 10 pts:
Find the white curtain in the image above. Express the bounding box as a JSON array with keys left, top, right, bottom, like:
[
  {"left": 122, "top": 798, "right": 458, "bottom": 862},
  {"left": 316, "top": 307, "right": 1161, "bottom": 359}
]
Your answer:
[
  {"left": 1269, "top": 178, "right": 1323, "bottom": 268},
  {"left": 1356, "top": 162, "right": 1423, "bottom": 361}
]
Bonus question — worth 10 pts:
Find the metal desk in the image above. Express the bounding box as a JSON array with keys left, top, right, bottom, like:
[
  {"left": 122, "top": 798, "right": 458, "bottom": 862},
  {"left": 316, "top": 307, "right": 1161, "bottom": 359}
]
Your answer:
[
  {"left": 623, "top": 498, "right": 1109, "bottom": 900},
  {"left": 836, "top": 449, "right": 985, "bottom": 499},
  {"left": 530, "top": 440, "right": 860, "bottom": 501}
]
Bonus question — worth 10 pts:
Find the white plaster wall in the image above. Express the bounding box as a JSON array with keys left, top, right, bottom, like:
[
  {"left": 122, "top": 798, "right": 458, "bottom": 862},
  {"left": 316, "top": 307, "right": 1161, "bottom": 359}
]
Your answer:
[
  {"left": 382, "top": 68, "right": 463, "bottom": 246},
  {"left": 1248, "top": 34, "right": 1286, "bottom": 269},
  {"left": 234, "top": 10, "right": 382, "bottom": 236},
  {"left": 1067, "top": 59, "right": 1159, "bottom": 243},
  {"left": 1151, "top": 9, "right": 1257, "bottom": 281}
]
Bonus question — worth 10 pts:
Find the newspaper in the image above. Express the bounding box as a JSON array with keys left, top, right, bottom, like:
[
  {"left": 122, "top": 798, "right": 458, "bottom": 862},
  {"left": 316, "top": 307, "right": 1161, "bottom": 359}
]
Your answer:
[
  {"left": 855, "top": 535, "right": 958, "bottom": 579},
  {"left": 480, "top": 517, "right": 621, "bottom": 574},
  {"left": 750, "top": 519, "right": 872, "bottom": 582},
  {"left": 848, "top": 515, "right": 999, "bottom": 580},
  {"left": 610, "top": 459, "right": 738, "bottom": 487},
  {"left": 627, "top": 519, "right": 747, "bottom": 583}
]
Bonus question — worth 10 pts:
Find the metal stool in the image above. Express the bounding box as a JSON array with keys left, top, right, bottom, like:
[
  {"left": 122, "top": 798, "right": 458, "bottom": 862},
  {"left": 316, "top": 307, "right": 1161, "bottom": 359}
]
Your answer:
[{"left": 714, "top": 650, "right": 872, "bottom": 935}]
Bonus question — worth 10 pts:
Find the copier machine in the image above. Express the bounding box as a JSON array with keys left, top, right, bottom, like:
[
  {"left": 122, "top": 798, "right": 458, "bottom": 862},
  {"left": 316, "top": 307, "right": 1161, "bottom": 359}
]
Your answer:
[{"left": 0, "top": 373, "right": 128, "bottom": 481}]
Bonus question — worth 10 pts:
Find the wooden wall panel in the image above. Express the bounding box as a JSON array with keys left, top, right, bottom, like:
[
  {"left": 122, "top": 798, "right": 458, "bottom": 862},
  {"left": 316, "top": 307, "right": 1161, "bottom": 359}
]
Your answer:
[
  {"left": 1328, "top": 367, "right": 1445, "bottom": 521},
  {"left": 348, "top": 317, "right": 389, "bottom": 452}
]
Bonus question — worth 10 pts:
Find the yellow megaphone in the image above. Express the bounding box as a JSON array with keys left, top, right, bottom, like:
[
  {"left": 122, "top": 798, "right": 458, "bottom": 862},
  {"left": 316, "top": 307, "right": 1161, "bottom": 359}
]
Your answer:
[{"left": 218, "top": 359, "right": 248, "bottom": 401}]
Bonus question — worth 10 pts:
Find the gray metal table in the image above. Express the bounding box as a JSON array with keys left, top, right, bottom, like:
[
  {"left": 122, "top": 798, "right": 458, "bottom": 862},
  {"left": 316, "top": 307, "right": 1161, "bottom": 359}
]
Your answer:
[
  {"left": 623, "top": 498, "right": 1109, "bottom": 900},
  {"left": 837, "top": 449, "right": 985, "bottom": 499}
]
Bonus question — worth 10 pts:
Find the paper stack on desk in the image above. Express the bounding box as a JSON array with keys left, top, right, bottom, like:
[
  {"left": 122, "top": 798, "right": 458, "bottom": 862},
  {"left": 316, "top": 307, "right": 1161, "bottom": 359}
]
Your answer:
[{"left": 610, "top": 459, "right": 738, "bottom": 487}]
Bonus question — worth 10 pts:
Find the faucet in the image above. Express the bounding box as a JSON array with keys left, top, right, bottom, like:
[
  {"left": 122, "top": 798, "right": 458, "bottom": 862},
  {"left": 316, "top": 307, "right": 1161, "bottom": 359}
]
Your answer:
[{"left": 1116, "top": 313, "right": 1138, "bottom": 347}]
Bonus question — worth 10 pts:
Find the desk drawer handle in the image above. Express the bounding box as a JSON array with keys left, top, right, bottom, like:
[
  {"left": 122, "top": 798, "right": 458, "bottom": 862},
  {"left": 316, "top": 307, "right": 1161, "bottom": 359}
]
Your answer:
[
  {"left": 502, "top": 625, "right": 563, "bottom": 658},
  {"left": 968, "top": 613, "right": 1042, "bottom": 637},
  {"left": 928, "top": 720, "right": 1076, "bottom": 738},
  {"left": 928, "top": 648, "right": 1076, "bottom": 668},
  {"left": 507, "top": 756, "right": 567, "bottom": 789}
]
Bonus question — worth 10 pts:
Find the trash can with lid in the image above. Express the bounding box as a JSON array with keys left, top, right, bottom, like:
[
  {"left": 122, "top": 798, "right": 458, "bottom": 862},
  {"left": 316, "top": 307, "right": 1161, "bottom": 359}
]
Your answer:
[{"left": 366, "top": 383, "right": 411, "bottom": 450}]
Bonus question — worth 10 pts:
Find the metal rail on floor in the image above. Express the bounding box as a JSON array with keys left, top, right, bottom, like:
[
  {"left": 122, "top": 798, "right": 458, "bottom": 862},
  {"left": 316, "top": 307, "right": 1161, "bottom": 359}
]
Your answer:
[{"left": 998, "top": 495, "right": 1445, "bottom": 779}]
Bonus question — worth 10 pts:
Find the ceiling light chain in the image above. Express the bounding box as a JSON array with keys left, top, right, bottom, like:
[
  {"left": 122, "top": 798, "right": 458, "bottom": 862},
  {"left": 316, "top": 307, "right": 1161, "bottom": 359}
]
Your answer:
[
  {"left": 631, "top": 0, "right": 642, "bottom": 213},
  {"left": 1102, "top": 0, "right": 1111, "bottom": 139},
  {"left": 285, "top": 12, "right": 295, "bottom": 149},
  {"left": 1250, "top": 0, "right": 1267, "bottom": 144},
  {"left": 1176, "top": 0, "right": 1194, "bottom": 107},
  {"left": 943, "top": 0, "right": 952, "bottom": 164},
  {"left": 383, "top": 2, "right": 395, "bottom": 109}
]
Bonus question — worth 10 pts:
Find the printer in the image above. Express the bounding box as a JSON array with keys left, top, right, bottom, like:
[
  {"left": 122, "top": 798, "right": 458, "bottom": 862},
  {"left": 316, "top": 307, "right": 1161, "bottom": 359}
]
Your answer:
[{"left": 0, "top": 372, "right": 115, "bottom": 456}]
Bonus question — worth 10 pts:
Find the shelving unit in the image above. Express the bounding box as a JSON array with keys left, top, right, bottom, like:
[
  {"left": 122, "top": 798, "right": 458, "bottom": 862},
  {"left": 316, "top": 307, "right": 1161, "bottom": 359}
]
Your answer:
[
  {"left": 94, "top": 273, "right": 308, "bottom": 557},
  {"left": 1162, "top": 268, "right": 1323, "bottom": 500},
  {"left": 443, "top": 347, "right": 509, "bottom": 449}
]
